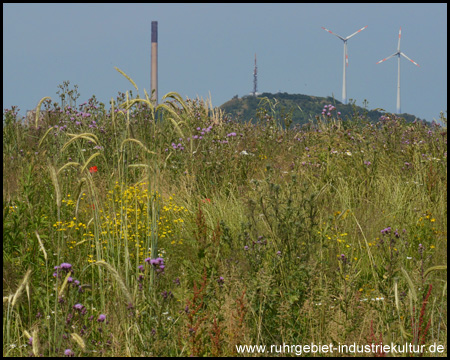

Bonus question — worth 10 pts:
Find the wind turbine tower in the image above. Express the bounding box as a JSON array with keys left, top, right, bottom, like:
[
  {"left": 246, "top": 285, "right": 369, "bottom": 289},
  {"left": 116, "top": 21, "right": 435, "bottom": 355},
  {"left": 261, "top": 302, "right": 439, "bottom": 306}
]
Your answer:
[
  {"left": 321, "top": 25, "right": 368, "bottom": 104},
  {"left": 376, "top": 27, "right": 419, "bottom": 114},
  {"left": 253, "top": 53, "right": 258, "bottom": 97}
]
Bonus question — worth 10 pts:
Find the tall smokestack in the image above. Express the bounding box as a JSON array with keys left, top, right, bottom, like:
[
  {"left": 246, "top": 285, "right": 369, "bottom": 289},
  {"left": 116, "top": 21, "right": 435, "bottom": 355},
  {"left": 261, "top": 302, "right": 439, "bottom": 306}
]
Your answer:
[{"left": 151, "top": 21, "right": 158, "bottom": 105}]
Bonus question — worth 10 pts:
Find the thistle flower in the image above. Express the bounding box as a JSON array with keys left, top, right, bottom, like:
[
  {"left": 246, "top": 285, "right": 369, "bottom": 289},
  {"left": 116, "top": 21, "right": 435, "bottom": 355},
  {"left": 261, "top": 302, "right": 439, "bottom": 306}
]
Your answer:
[
  {"left": 73, "top": 303, "right": 84, "bottom": 312},
  {"left": 64, "top": 349, "right": 74, "bottom": 357},
  {"left": 59, "top": 263, "right": 73, "bottom": 272},
  {"left": 97, "top": 314, "right": 106, "bottom": 322}
]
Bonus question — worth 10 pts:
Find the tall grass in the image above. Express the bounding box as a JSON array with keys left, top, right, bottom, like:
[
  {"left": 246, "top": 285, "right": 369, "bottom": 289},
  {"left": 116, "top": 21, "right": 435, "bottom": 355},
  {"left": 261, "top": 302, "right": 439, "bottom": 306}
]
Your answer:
[{"left": 3, "top": 76, "right": 447, "bottom": 356}]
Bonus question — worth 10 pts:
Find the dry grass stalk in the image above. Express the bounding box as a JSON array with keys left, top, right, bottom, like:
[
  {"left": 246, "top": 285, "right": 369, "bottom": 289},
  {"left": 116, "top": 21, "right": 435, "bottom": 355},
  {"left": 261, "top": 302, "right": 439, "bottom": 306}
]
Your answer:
[
  {"left": 35, "top": 230, "right": 48, "bottom": 262},
  {"left": 58, "top": 271, "right": 73, "bottom": 297},
  {"left": 11, "top": 269, "right": 32, "bottom": 308},
  {"left": 32, "top": 328, "right": 39, "bottom": 356},
  {"left": 94, "top": 260, "right": 132, "bottom": 304},
  {"left": 71, "top": 332, "right": 86, "bottom": 351},
  {"left": 34, "top": 96, "right": 51, "bottom": 129},
  {"left": 47, "top": 163, "right": 61, "bottom": 209}
]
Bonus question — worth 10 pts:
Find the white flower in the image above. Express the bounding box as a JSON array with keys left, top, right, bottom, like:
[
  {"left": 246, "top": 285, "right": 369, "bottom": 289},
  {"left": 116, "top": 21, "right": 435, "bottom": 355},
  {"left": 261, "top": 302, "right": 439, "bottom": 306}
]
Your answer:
[
  {"left": 346, "top": 151, "right": 352, "bottom": 156},
  {"left": 10, "top": 344, "right": 17, "bottom": 349}
]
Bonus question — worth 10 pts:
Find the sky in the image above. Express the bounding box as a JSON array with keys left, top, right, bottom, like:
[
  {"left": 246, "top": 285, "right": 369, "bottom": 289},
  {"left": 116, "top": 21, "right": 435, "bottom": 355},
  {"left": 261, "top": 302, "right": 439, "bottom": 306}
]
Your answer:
[{"left": 3, "top": 3, "right": 447, "bottom": 123}]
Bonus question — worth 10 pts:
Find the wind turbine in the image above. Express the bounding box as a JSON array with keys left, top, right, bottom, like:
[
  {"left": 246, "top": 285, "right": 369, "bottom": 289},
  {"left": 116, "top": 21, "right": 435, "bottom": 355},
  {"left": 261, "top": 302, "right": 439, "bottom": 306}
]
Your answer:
[
  {"left": 376, "top": 27, "right": 419, "bottom": 114},
  {"left": 322, "top": 25, "right": 368, "bottom": 105}
]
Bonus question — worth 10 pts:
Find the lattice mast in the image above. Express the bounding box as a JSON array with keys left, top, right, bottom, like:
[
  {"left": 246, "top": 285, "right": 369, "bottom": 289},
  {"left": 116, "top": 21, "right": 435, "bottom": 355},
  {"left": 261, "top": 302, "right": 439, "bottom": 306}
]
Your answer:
[{"left": 253, "top": 53, "right": 258, "bottom": 96}]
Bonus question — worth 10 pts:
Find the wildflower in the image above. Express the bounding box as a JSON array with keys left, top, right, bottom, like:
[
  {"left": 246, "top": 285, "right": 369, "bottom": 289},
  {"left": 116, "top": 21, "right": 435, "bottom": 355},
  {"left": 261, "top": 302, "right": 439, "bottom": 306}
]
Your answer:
[
  {"left": 89, "top": 166, "right": 98, "bottom": 173},
  {"left": 138, "top": 265, "right": 144, "bottom": 272},
  {"left": 64, "top": 349, "right": 74, "bottom": 357},
  {"left": 73, "top": 303, "right": 85, "bottom": 312},
  {"left": 97, "top": 314, "right": 106, "bottom": 322},
  {"left": 28, "top": 337, "right": 33, "bottom": 346},
  {"left": 217, "top": 277, "right": 224, "bottom": 286},
  {"left": 276, "top": 251, "right": 281, "bottom": 256},
  {"left": 244, "top": 245, "right": 249, "bottom": 251},
  {"left": 173, "top": 277, "right": 180, "bottom": 286},
  {"left": 60, "top": 263, "right": 73, "bottom": 272}
]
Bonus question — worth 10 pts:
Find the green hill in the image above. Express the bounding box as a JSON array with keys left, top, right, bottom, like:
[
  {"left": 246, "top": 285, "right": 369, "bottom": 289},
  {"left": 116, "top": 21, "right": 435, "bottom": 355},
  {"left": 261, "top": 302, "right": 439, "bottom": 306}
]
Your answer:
[{"left": 220, "top": 92, "right": 425, "bottom": 126}]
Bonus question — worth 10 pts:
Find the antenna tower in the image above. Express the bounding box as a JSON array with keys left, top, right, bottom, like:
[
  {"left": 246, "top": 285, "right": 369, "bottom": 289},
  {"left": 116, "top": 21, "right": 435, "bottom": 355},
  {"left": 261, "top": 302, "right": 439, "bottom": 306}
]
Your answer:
[{"left": 253, "top": 53, "right": 258, "bottom": 96}]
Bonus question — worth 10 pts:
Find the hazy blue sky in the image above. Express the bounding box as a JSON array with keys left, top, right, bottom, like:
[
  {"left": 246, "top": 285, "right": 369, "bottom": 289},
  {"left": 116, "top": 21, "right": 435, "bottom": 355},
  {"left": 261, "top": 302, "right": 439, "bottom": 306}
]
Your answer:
[{"left": 3, "top": 3, "right": 447, "bottom": 122}]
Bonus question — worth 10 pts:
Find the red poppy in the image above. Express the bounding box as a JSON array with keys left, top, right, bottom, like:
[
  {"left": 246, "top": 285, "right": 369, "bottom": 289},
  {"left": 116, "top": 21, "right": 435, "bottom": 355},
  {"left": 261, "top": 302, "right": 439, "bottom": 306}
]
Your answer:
[
  {"left": 201, "top": 198, "right": 211, "bottom": 204},
  {"left": 89, "top": 166, "right": 98, "bottom": 173}
]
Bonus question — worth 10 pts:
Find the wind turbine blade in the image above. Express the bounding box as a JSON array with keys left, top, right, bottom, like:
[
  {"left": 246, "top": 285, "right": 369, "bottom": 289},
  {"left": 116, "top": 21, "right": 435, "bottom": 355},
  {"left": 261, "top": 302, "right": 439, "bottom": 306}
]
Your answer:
[
  {"left": 321, "top": 26, "right": 345, "bottom": 41},
  {"left": 346, "top": 25, "right": 368, "bottom": 40},
  {"left": 400, "top": 52, "right": 420, "bottom": 67},
  {"left": 397, "top": 27, "right": 401, "bottom": 52},
  {"left": 376, "top": 52, "right": 397, "bottom": 64}
]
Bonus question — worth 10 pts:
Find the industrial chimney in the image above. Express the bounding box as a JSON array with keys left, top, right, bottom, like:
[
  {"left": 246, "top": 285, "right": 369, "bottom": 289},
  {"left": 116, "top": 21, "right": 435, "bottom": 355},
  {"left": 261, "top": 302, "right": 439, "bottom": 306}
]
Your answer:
[{"left": 151, "top": 21, "right": 158, "bottom": 105}]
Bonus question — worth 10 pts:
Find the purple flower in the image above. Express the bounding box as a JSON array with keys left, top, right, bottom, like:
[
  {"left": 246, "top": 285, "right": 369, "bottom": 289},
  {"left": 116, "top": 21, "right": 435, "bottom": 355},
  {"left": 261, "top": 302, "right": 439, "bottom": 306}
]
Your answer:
[
  {"left": 173, "top": 277, "right": 180, "bottom": 286},
  {"left": 138, "top": 265, "right": 144, "bottom": 272},
  {"left": 28, "top": 337, "right": 33, "bottom": 346},
  {"left": 64, "top": 349, "right": 74, "bottom": 357},
  {"left": 381, "top": 227, "right": 392, "bottom": 235},
  {"left": 244, "top": 245, "right": 249, "bottom": 251},
  {"left": 217, "top": 276, "right": 224, "bottom": 285},
  {"left": 73, "top": 303, "right": 84, "bottom": 312},
  {"left": 276, "top": 251, "right": 281, "bottom": 256},
  {"left": 60, "top": 263, "right": 72, "bottom": 272},
  {"left": 97, "top": 314, "right": 106, "bottom": 322}
]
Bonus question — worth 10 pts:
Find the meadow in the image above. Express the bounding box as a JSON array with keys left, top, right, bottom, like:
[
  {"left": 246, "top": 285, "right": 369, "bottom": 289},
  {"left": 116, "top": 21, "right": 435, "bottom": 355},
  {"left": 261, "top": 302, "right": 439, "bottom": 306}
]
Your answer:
[{"left": 3, "top": 73, "right": 447, "bottom": 357}]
